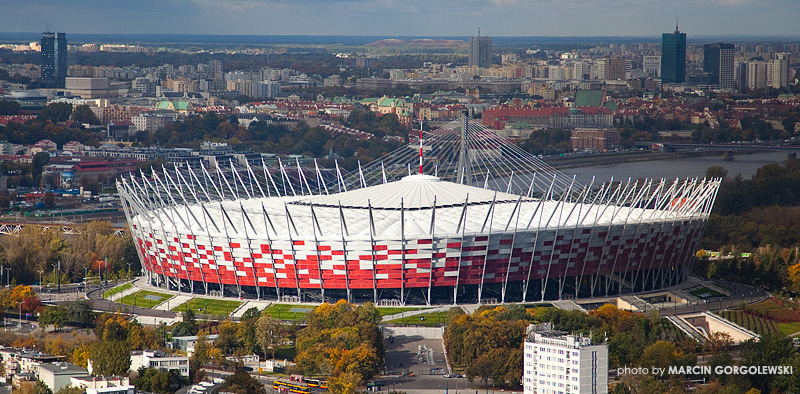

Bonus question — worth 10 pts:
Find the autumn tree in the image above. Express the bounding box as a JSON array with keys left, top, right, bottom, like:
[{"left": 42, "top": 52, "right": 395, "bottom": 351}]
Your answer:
[
  {"left": 294, "top": 300, "right": 384, "bottom": 386},
  {"left": 256, "top": 314, "right": 283, "bottom": 360}
]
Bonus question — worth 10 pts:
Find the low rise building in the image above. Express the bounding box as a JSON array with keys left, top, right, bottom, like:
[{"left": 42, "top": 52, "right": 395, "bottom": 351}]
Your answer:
[
  {"left": 570, "top": 127, "right": 620, "bottom": 152},
  {"left": 129, "top": 350, "right": 190, "bottom": 377},
  {"left": 70, "top": 375, "right": 135, "bottom": 394},
  {"left": 37, "top": 362, "right": 90, "bottom": 393}
]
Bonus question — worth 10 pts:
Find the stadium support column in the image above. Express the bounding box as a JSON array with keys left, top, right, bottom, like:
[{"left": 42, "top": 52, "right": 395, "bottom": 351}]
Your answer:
[
  {"left": 457, "top": 111, "right": 472, "bottom": 186},
  {"left": 368, "top": 201, "right": 378, "bottom": 304}
]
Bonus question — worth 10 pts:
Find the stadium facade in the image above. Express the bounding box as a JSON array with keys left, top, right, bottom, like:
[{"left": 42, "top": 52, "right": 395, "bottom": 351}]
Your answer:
[{"left": 118, "top": 117, "right": 720, "bottom": 305}]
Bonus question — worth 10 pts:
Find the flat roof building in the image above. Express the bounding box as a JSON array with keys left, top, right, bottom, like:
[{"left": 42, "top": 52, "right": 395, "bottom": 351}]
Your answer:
[{"left": 523, "top": 323, "right": 608, "bottom": 394}]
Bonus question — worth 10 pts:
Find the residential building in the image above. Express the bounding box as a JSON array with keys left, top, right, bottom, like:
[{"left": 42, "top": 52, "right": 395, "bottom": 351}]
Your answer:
[
  {"left": 571, "top": 127, "right": 620, "bottom": 151},
  {"left": 0, "top": 347, "right": 66, "bottom": 376},
  {"left": 37, "top": 362, "right": 90, "bottom": 393},
  {"left": 768, "top": 53, "right": 791, "bottom": 89},
  {"left": 131, "top": 111, "right": 179, "bottom": 133},
  {"left": 704, "top": 43, "right": 735, "bottom": 90},
  {"left": 255, "top": 81, "right": 281, "bottom": 99},
  {"left": 129, "top": 350, "right": 189, "bottom": 377},
  {"left": 171, "top": 335, "right": 220, "bottom": 357},
  {"left": 745, "top": 60, "right": 768, "bottom": 90},
  {"left": 468, "top": 35, "right": 492, "bottom": 68},
  {"left": 70, "top": 376, "right": 134, "bottom": 394},
  {"left": 41, "top": 32, "right": 67, "bottom": 88},
  {"left": 602, "top": 57, "right": 626, "bottom": 81},
  {"left": 661, "top": 25, "right": 687, "bottom": 83},
  {"left": 523, "top": 323, "right": 608, "bottom": 394}
]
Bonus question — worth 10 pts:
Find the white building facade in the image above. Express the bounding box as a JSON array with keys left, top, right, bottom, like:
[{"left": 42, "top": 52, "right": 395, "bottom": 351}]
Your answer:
[{"left": 523, "top": 323, "right": 608, "bottom": 394}]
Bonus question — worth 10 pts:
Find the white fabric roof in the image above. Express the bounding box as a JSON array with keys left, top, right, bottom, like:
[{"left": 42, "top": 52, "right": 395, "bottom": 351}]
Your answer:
[{"left": 291, "top": 174, "right": 528, "bottom": 210}]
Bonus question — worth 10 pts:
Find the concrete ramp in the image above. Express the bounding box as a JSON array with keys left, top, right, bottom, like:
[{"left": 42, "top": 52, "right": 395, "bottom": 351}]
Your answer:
[
  {"left": 232, "top": 300, "right": 272, "bottom": 319},
  {"left": 676, "top": 312, "right": 758, "bottom": 344},
  {"left": 108, "top": 285, "right": 138, "bottom": 302},
  {"left": 552, "top": 300, "right": 587, "bottom": 313},
  {"left": 666, "top": 315, "right": 707, "bottom": 342},
  {"left": 154, "top": 294, "right": 193, "bottom": 311}
]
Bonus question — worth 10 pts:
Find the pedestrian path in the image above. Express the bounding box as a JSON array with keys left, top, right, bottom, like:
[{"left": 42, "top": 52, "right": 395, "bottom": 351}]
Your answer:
[
  {"left": 381, "top": 306, "right": 451, "bottom": 323},
  {"left": 154, "top": 294, "right": 194, "bottom": 311},
  {"left": 108, "top": 286, "right": 138, "bottom": 302},
  {"left": 231, "top": 300, "right": 272, "bottom": 319}
]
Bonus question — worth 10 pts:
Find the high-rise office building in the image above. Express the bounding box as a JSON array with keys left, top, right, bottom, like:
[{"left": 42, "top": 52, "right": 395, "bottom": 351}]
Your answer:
[
  {"left": 661, "top": 24, "right": 686, "bottom": 83},
  {"left": 468, "top": 33, "right": 492, "bottom": 68},
  {"left": 41, "top": 31, "right": 68, "bottom": 88},
  {"left": 704, "top": 43, "right": 735, "bottom": 90}
]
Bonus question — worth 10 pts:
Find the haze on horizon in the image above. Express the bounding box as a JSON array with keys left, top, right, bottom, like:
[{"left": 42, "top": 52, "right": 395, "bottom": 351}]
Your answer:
[{"left": 2, "top": 0, "right": 799, "bottom": 38}]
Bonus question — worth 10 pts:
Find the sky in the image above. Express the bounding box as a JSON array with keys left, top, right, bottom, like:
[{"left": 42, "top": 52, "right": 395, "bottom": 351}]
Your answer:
[{"left": 1, "top": 0, "right": 799, "bottom": 37}]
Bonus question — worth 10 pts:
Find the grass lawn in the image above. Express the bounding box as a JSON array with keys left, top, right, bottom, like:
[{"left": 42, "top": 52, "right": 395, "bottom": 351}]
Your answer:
[
  {"left": 261, "top": 304, "right": 316, "bottom": 321},
  {"left": 377, "top": 307, "right": 427, "bottom": 317},
  {"left": 117, "top": 290, "right": 172, "bottom": 309},
  {"left": 387, "top": 311, "right": 448, "bottom": 327},
  {"left": 171, "top": 298, "right": 242, "bottom": 317},
  {"left": 103, "top": 282, "right": 133, "bottom": 298},
  {"left": 777, "top": 321, "right": 800, "bottom": 336}
]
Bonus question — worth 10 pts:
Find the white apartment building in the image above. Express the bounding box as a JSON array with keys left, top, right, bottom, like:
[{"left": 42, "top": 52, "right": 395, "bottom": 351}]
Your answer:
[
  {"left": 643, "top": 56, "right": 661, "bottom": 78},
  {"left": 523, "top": 323, "right": 608, "bottom": 394},
  {"left": 129, "top": 350, "right": 190, "bottom": 377},
  {"left": 768, "top": 53, "right": 791, "bottom": 89}
]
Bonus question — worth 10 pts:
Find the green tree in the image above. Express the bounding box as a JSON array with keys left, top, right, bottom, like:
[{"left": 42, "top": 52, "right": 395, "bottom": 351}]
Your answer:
[
  {"left": 89, "top": 339, "right": 131, "bottom": 376},
  {"left": 132, "top": 367, "right": 189, "bottom": 394},
  {"left": 67, "top": 300, "right": 94, "bottom": 325},
  {"left": 54, "top": 386, "right": 84, "bottom": 394},
  {"left": 70, "top": 105, "right": 101, "bottom": 125},
  {"left": 39, "top": 305, "right": 70, "bottom": 331},
  {"left": 221, "top": 370, "right": 264, "bottom": 394},
  {"left": 0, "top": 99, "right": 20, "bottom": 116},
  {"left": 39, "top": 102, "right": 73, "bottom": 123}
]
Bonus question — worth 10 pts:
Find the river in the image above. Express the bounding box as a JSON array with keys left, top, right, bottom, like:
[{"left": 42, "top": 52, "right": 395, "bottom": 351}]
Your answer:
[{"left": 558, "top": 151, "right": 793, "bottom": 184}]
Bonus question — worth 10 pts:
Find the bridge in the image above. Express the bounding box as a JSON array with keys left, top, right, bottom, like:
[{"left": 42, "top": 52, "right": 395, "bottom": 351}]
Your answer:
[
  {"left": 635, "top": 142, "right": 800, "bottom": 159},
  {"left": 0, "top": 222, "right": 126, "bottom": 236}
]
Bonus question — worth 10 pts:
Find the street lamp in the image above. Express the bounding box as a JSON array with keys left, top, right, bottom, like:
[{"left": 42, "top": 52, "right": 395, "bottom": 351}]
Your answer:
[
  {"left": 52, "top": 260, "right": 61, "bottom": 294},
  {"left": 38, "top": 270, "right": 43, "bottom": 293}
]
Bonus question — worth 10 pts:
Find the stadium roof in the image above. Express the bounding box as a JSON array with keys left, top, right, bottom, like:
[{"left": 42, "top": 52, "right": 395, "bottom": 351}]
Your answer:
[{"left": 291, "top": 174, "right": 528, "bottom": 210}]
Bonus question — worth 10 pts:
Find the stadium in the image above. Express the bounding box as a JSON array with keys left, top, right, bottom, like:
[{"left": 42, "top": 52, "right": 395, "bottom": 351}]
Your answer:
[{"left": 117, "top": 116, "right": 721, "bottom": 305}]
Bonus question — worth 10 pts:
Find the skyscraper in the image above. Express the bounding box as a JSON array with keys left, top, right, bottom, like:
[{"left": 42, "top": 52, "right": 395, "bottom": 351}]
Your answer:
[
  {"left": 468, "top": 32, "right": 492, "bottom": 68},
  {"left": 704, "top": 43, "right": 735, "bottom": 90},
  {"left": 661, "top": 24, "right": 686, "bottom": 84},
  {"left": 41, "top": 31, "right": 67, "bottom": 88}
]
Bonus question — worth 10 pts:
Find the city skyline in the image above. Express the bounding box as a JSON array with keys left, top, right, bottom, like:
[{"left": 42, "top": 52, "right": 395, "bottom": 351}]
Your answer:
[{"left": 1, "top": 0, "right": 799, "bottom": 37}]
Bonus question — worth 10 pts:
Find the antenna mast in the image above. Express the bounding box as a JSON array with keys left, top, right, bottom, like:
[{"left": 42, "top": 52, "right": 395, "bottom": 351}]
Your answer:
[{"left": 419, "top": 119, "right": 424, "bottom": 175}]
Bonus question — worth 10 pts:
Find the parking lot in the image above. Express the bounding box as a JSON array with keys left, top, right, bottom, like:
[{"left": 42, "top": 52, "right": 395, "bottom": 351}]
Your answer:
[{"left": 379, "top": 334, "right": 476, "bottom": 394}]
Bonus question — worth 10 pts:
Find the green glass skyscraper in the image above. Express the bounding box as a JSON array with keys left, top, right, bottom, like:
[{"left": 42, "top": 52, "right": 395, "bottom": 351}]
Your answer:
[
  {"left": 661, "top": 24, "right": 686, "bottom": 84},
  {"left": 41, "top": 31, "right": 67, "bottom": 88}
]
